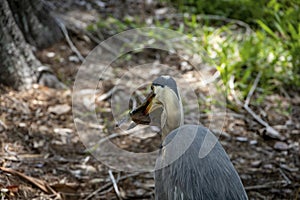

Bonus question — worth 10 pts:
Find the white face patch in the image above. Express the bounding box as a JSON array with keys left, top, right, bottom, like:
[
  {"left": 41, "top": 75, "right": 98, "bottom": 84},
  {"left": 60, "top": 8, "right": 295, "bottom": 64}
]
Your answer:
[
  {"left": 153, "top": 85, "right": 179, "bottom": 107},
  {"left": 153, "top": 85, "right": 163, "bottom": 98},
  {"left": 152, "top": 85, "right": 184, "bottom": 139}
]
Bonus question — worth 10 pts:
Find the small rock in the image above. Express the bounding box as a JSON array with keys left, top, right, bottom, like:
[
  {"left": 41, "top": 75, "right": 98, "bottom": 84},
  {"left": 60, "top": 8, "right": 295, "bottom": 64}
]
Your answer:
[
  {"left": 89, "top": 178, "right": 103, "bottom": 184},
  {"left": 33, "top": 140, "right": 45, "bottom": 148},
  {"left": 68, "top": 55, "right": 80, "bottom": 63},
  {"left": 84, "top": 165, "right": 97, "bottom": 173},
  {"left": 48, "top": 104, "right": 71, "bottom": 115},
  {"left": 70, "top": 170, "right": 82, "bottom": 178},
  {"left": 180, "top": 61, "right": 193, "bottom": 71},
  {"left": 274, "top": 141, "right": 289, "bottom": 151},
  {"left": 149, "top": 68, "right": 160, "bottom": 75},
  {"left": 0, "top": 188, "right": 9, "bottom": 193},
  {"left": 47, "top": 52, "right": 55, "bottom": 58},
  {"left": 39, "top": 125, "right": 50, "bottom": 133},
  {"left": 251, "top": 160, "right": 262, "bottom": 167},
  {"left": 236, "top": 136, "right": 248, "bottom": 142},
  {"left": 18, "top": 122, "right": 27, "bottom": 128},
  {"left": 263, "top": 164, "right": 273, "bottom": 169},
  {"left": 285, "top": 120, "right": 293, "bottom": 127},
  {"left": 35, "top": 163, "right": 44, "bottom": 168},
  {"left": 150, "top": 126, "right": 160, "bottom": 133},
  {"left": 54, "top": 128, "right": 73, "bottom": 135},
  {"left": 249, "top": 140, "right": 258, "bottom": 145},
  {"left": 155, "top": 7, "right": 168, "bottom": 15},
  {"left": 95, "top": 0, "right": 106, "bottom": 8},
  {"left": 240, "top": 174, "right": 252, "bottom": 180}
]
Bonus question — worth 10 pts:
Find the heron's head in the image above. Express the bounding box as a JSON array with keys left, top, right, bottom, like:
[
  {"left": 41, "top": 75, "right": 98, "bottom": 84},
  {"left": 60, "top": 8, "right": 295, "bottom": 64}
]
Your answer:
[{"left": 130, "top": 76, "right": 184, "bottom": 139}]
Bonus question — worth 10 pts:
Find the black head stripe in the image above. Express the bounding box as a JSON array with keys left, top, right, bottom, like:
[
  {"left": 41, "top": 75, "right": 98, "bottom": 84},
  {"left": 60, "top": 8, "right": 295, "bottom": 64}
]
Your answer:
[{"left": 152, "top": 76, "right": 179, "bottom": 98}]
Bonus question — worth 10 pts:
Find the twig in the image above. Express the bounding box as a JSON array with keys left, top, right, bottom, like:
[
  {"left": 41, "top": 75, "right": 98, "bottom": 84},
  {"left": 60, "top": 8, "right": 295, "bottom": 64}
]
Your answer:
[
  {"left": 84, "top": 182, "right": 112, "bottom": 200},
  {"left": 84, "top": 172, "right": 142, "bottom": 200},
  {"left": 229, "top": 74, "right": 282, "bottom": 139},
  {"left": 200, "top": 112, "right": 246, "bottom": 120},
  {"left": 279, "top": 168, "right": 292, "bottom": 185},
  {"left": 229, "top": 75, "right": 243, "bottom": 106},
  {"left": 96, "top": 87, "right": 117, "bottom": 102},
  {"left": 98, "top": 185, "right": 114, "bottom": 196},
  {"left": 0, "top": 119, "right": 8, "bottom": 129},
  {"left": 245, "top": 72, "right": 262, "bottom": 107},
  {"left": 211, "top": 129, "right": 231, "bottom": 139},
  {"left": 201, "top": 70, "right": 221, "bottom": 85},
  {"left": 84, "top": 126, "right": 142, "bottom": 153},
  {"left": 84, "top": 29, "right": 120, "bottom": 57},
  {"left": 58, "top": 14, "right": 120, "bottom": 57},
  {"left": 250, "top": 191, "right": 267, "bottom": 199},
  {"left": 243, "top": 104, "right": 281, "bottom": 139},
  {"left": 74, "top": 118, "right": 104, "bottom": 129},
  {"left": 83, "top": 132, "right": 122, "bottom": 154},
  {"left": 296, "top": 187, "right": 300, "bottom": 200},
  {"left": 55, "top": 18, "right": 85, "bottom": 62},
  {"left": 279, "top": 164, "right": 299, "bottom": 172},
  {"left": 109, "top": 170, "right": 123, "bottom": 200},
  {"left": 0, "top": 167, "right": 60, "bottom": 198},
  {"left": 245, "top": 180, "right": 286, "bottom": 190}
]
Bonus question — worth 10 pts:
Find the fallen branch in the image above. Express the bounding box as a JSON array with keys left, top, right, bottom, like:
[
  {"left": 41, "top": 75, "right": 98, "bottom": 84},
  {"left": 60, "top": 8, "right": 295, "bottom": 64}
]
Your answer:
[
  {"left": 57, "top": 13, "right": 120, "bottom": 57},
  {"left": 0, "top": 167, "right": 60, "bottom": 198},
  {"left": 279, "top": 168, "right": 292, "bottom": 185},
  {"left": 245, "top": 180, "right": 286, "bottom": 190},
  {"left": 229, "top": 73, "right": 282, "bottom": 139},
  {"left": 96, "top": 87, "right": 117, "bottom": 102},
  {"left": 245, "top": 72, "right": 262, "bottom": 107},
  {"left": 109, "top": 170, "right": 123, "bottom": 200},
  {"left": 229, "top": 76, "right": 243, "bottom": 106},
  {"left": 243, "top": 104, "right": 281, "bottom": 139},
  {"left": 56, "top": 18, "right": 85, "bottom": 62},
  {"left": 84, "top": 172, "right": 142, "bottom": 200}
]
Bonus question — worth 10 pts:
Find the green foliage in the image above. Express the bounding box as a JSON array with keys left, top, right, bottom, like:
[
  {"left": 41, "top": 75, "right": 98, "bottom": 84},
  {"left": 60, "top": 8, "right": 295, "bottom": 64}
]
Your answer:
[
  {"left": 87, "top": 16, "right": 145, "bottom": 36},
  {"left": 87, "top": 0, "right": 300, "bottom": 103},
  {"left": 166, "top": 0, "right": 300, "bottom": 90}
]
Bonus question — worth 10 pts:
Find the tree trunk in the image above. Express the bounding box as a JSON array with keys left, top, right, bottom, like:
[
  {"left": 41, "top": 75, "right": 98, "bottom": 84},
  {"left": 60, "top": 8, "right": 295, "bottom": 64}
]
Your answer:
[
  {"left": 8, "top": 0, "right": 62, "bottom": 49},
  {"left": 0, "top": 0, "right": 64, "bottom": 90}
]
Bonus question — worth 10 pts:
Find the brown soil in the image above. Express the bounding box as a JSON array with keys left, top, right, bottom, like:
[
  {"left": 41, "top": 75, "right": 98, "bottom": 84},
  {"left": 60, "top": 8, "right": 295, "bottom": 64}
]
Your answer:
[{"left": 0, "top": 1, "right": 299, "bottom": 199}]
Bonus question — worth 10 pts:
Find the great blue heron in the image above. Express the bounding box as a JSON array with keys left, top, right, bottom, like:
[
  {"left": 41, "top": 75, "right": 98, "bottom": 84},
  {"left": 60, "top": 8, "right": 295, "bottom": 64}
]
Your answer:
[{"left": 130, "top": 76, "right": 248, "bottom": 200}]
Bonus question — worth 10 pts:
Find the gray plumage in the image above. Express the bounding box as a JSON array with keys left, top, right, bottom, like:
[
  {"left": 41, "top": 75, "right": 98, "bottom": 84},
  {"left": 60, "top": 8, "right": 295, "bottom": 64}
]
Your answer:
[
  {"left": 130, "top": 76, "right": 248, "bottom": 200},
  {"left": 155, "top": 125, "right": 248, "bottom": 200}
]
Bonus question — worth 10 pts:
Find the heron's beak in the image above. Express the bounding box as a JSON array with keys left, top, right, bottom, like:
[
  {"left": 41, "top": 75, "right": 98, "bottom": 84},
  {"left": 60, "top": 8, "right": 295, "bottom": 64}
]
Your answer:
[{"left": 129, "top": 91, "right": 156, "bottom": 125}]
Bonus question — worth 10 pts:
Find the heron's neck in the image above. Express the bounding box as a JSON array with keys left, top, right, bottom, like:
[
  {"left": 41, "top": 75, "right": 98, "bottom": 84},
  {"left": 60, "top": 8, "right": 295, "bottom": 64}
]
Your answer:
[{"left": 161, "top": 97, "right": 184, "bottom": 140}]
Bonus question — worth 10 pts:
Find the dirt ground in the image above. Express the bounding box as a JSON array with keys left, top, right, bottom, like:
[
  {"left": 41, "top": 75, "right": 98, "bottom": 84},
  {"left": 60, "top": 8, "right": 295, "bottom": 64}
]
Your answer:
[{"left": 1, "top": 1, "right": 300, "bottom": 199}]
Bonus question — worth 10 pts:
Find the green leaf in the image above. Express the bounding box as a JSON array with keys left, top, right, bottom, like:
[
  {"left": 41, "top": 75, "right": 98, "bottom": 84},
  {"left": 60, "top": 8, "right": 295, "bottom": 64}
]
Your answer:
[
  {"left": 288, "top": 23, "right": 298, "bottom": 40},
  {"left": 257, "top": 20, "right": 278, "bottom": 40},
  {"left": 274, "top": 22, "right": 285, "bottom": 38}
]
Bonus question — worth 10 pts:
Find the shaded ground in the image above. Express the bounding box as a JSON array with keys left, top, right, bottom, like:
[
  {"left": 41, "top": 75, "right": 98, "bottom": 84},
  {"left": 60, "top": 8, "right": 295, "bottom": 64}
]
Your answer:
[{"left": 1, "top": 1, "right": 300, "bottom": 199}]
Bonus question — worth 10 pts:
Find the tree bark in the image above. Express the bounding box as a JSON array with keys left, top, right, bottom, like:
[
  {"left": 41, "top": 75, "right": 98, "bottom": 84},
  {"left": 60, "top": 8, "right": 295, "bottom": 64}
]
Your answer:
[
  {"left": 8, "top": 0, "right": 62, "bottom": 49},
  {"left": 0, "top": 0, "right": 64, "bottom": 90}
]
